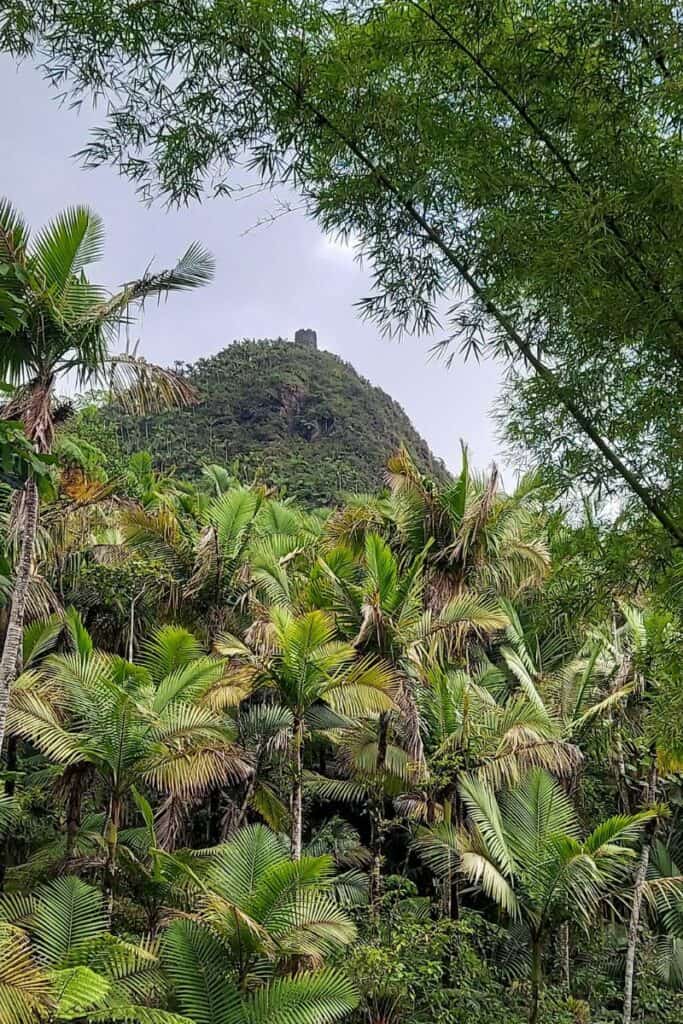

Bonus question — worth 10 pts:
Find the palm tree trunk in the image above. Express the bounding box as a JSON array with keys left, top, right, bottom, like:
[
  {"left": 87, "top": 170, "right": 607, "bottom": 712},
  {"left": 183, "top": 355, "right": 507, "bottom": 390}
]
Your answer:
[
  {"left": 104, "top": 795, "right": 123, "bottom": 923},
  {"left": 369, "top": 802, "right": 383, "bottom": 921},
  {"left": 614, "top": 728, "right": 631, "bottom": 814},
  {"left": 0, "top": 736, "right": 18, "bottom": 891},
  {"left": 0, "top": 479, "right": 39, "bottom": 753},
  {"left": 233, "top": 768, "right": 258, "bottom": 834},
  {"left": 368, "top": 713, "right": 390, "bottom": 915},
  {"left": 529, "top": 934, "right": 544, "bottom": 1024},
  {"left": 376, "top": 712, "right": 388, "bottom": 773},
  {"left": 559, "top": 922, "right": 571, "bottom": 995},
  {"left": 64, "top": 768, "right": 85, "bottom": 861},
  {"left": 290, "top": 716, "right": 303, "bottom": 860},
  {"left": 623, "top": 762, "right": 658, "bottom": 1024},
  {"left": 447, "top": 789, "right": 462, "bottom": 920}
]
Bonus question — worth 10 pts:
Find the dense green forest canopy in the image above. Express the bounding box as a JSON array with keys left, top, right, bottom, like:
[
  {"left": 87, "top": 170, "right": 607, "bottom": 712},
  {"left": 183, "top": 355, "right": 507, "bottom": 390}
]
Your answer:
[
  {"left": 0, "top": 389, "right": 682, "bottom": 1023},
  {"left": 1, "top": 1, "right": 683, "bottom": 1022},
  {"left": 111, "top": 338, "right": 448, "bottom": 505}
]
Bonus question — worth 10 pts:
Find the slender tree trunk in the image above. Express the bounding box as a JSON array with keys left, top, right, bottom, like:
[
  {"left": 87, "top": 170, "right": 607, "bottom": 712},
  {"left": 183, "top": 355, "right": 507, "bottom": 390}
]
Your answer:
[
  {"left": 623, "top": 763, "right": 658, "bottom": 1024},
  {"left": 64, "top": 769, "right": 85, "bottom": 861},
  {"left": 529, "top": 934, "right": 544, "bottom": 1024},
  {"left": 0, "top": 736, "right": 18, "bottom": 891},
  {"left": 0, "top": 480, "right": 39, "bottom": 753},
  {"left": 290, "top": 716, "right": 303, "bottom": 860},
  {"left": 614, "top": 729, "right": 631, "bottom": 814},
  {"left": 369, "top": 802, "right": 384, "bottom": 921},
  {"left": 449, "top": 789, "right": 463, "bottom": 920},
  {"left": 368, "top": 713, "right": 390, "bottom": 915},
  {"left": 233, "top": 764, "right": 259, "bottom": 834},
  {"left": 104, "top": 794, "right": 122, "bottom": 924},
  {"left": 559, "top": 922, "right": 571, "bottom": 995},
  {"left": 376, "top": 712, "right": 388, "bottom": 773},
  {"left": 207, "top": 786, "right": 222, "bottom": 844}
]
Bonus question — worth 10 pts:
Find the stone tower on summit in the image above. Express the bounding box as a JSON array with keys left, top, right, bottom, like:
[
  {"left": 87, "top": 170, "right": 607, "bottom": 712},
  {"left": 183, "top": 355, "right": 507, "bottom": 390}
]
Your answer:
[{"left": 294, "top": 328, "right": 317, "bottom": 350}]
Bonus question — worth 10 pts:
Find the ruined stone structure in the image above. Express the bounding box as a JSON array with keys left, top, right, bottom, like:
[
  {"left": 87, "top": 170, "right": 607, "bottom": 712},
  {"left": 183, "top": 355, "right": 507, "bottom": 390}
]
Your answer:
[{"left": 294, "top": 328, "right": 318, "bottom": 349}]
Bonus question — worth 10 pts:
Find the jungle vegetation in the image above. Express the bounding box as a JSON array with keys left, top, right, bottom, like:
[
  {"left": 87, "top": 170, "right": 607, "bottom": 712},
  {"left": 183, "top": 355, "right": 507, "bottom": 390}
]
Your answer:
[
  {"left": 1, "top": 1, "right": 683, "bottom": 1022},
  {"left": 0, "top": 356, "right": 682, "bottom": 1022},
  {"left": 111, "top": 339, "right": 448, "bottom": 505}
]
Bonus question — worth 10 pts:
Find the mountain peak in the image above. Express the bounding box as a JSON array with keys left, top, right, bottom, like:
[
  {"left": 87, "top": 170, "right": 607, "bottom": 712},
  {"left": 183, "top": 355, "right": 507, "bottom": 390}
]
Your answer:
[{"left": 122, "top": 338, "right": 447, "bottom": 504}]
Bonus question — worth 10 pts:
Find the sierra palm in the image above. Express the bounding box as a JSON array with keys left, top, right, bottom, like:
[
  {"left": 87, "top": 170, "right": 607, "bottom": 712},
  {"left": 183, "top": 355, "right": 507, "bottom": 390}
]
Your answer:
[
  {"left": 216, "top": 608, "right": 395, "bottom": 858},
  {"left": 160, "top": 824, "right": 358, "bottom": 1024},
  {"left": 0, "top": 198, "right": 214, "bottom": 748},
  {"left": 305, "top": 721, "right": 411, "bottom": 916},
  {"left": 414, "top": 770, "right": 654, "bottom": 1024},
  {"left": 7, "top": 621, "right": 250, "bottom": 889},
  {"left": 0, "top": 874, "right": 186, "bottom": 1024},
  {"left": 386, "top": 446, "right": 550, "bottom": 609},
  {"left": 312, "top": 530, "right": 509, "bottom": 904},
  {"left": 405, "top": 659, "right": 580, "bottom": 818},
  {"left": 312, "top": 532, "right": 428, "bottom": 764}
]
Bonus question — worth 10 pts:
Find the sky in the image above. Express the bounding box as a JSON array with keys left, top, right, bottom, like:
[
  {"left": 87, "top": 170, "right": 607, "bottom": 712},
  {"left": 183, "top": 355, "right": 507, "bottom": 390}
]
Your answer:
[{"left": 2, "top": 55, "right": 506, "bottom": 477}]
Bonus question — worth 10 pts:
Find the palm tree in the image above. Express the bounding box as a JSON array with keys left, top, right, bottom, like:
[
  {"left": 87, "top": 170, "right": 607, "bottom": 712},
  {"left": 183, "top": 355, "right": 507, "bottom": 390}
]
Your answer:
[
  {"left": 646, "top": 838, "right": 683, "bottom": 992},
  {"left": 160, "top": 823, "right": 358, "bottom": 1024},
  {"left": 0, "top": 874, "right": 184, "bottom": 1023},
  {"left": 312, "top": 530, "right": 512, "bottom": 905},
  {"left": 216, "top": 608, "right": 396, "bottom": 858},
  {"left": 305, "top": 722, "right": 411, "bottom": 917},
  {"left": 226, "top": 702, "right": 293, "bottom": 836},
  {"left": 412, "top": 660, "right": 580, "bottom": 798},
  {"left": 598, "top": 602, "right": 670, "bottom": 1024},
  {"left": 414, "top": 770, "right": 654, "bottom": 1024},
  {"left": 7, "top": 621, "right": 250, "bottom": 891},
  {"left": 125, "top": 479, "right": 322, "bottom": 634},
  {"left": 399, "top": 656, "right": 581, "bottom": 919},
  {"left": 316, "top": 534, "right": 508, "bottom": 744},
  {"left": 385, "top": 446, "right": 551, "bottom": 609},
  {"left": 0, "top": 198, "right": 215, "bottom": 748},
  {"left": 313, "top": 532, "right": 429, "bottom": 763}
]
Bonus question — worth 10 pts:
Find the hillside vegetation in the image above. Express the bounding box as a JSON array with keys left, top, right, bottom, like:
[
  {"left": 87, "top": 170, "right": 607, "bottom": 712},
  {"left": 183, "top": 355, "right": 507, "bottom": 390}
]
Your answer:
[
  {"left": 4, "top": 0, "right": 683, "bottom": 1017},
  {"left": 116, "top": 339, "right": 448, "bottom": 503}
]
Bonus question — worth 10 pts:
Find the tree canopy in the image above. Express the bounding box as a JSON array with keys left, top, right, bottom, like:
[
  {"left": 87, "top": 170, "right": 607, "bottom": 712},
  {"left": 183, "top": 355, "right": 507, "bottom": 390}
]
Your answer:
[{"left": 3, "top": 0, "right": 683, "bottom": 541}]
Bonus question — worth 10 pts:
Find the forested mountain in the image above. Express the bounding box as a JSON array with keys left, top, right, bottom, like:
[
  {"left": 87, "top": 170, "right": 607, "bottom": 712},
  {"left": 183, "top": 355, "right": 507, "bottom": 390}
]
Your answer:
[
  {"left": 4, "top": 0, "right": 683, "bottom": 1018},
  {"left": 0, "top": 198, "right": 682, "bottom": 1024},
  {"left": 116, "top": 337, "right": 448, "bottom": 503}
]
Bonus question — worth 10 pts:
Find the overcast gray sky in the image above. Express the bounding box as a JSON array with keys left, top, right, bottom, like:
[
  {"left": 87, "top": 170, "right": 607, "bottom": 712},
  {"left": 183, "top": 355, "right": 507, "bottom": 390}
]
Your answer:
[{"left": 3, "top": 55, "right": 505, "bottom": 476}]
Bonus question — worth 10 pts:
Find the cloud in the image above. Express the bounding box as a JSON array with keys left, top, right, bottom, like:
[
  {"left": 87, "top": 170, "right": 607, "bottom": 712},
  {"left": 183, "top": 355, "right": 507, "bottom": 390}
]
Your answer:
[{"left": 316, "top": 232, "right": 359, "bottom": 264}]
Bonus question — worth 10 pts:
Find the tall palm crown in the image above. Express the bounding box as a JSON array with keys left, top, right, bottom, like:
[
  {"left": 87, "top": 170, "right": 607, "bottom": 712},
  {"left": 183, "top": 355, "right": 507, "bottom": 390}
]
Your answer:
[
  {"left": 385, "top": 446, "right": 551, "bottom": 608},
  {"left": 162, "top": 824, "right": 358, "bottom": 1024},
  {"left": 0, "top": 198, "right": 214, "bottom": 750},
  {"left": 217, "top": 608, "right": 396, "bottom": 857},
  {"left": 8, "top": 622, "right": 251, "bottom": 871},
  {"left": 415, "top": 770, "right": 654, "bottom": 1024},
  {"left": 402, "top": 659, "right": 580, "bottom": 823},
  {"left": 0, "top": 199, "right": 213, "bottom": 452}
]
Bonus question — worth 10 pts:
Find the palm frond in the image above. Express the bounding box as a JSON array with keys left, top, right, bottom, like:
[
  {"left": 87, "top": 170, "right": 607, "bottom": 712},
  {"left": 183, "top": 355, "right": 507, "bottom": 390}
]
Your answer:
[
  {"left": 161, "top": 920, "right": 242, "bottom": 1024},
  {"left": 32, "top": 876, "right": 106, "bottom": 965},
  {"left": 0, "top": 924, "right": 51, "bottom": 1024},
  {"left": 104, "top": 355, "right": 198, "bottom": 415},
  {"left": 244, "top": 969, "right": 358, "bottom": 1024}
]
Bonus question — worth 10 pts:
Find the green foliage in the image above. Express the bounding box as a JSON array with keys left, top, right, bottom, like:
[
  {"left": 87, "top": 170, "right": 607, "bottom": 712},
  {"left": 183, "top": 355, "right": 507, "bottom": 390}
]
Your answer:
[
  {"left": 0, "top": 420, "right": 54, "bottom": 494},
  {"left": 64, "top": 403, "right": 130, "bottom": 483},
  {"left": 9, "top": 1, "right": 683, "bottom": 538},
  {"left": 113, "top": 340, "right": 447, "bottom": 505},
  {"left": 7, "top": 4, "right": 683, "bottom": 1013},
  {"left": 0, "top": 425, "right": 680, "bottom": 1023}
]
